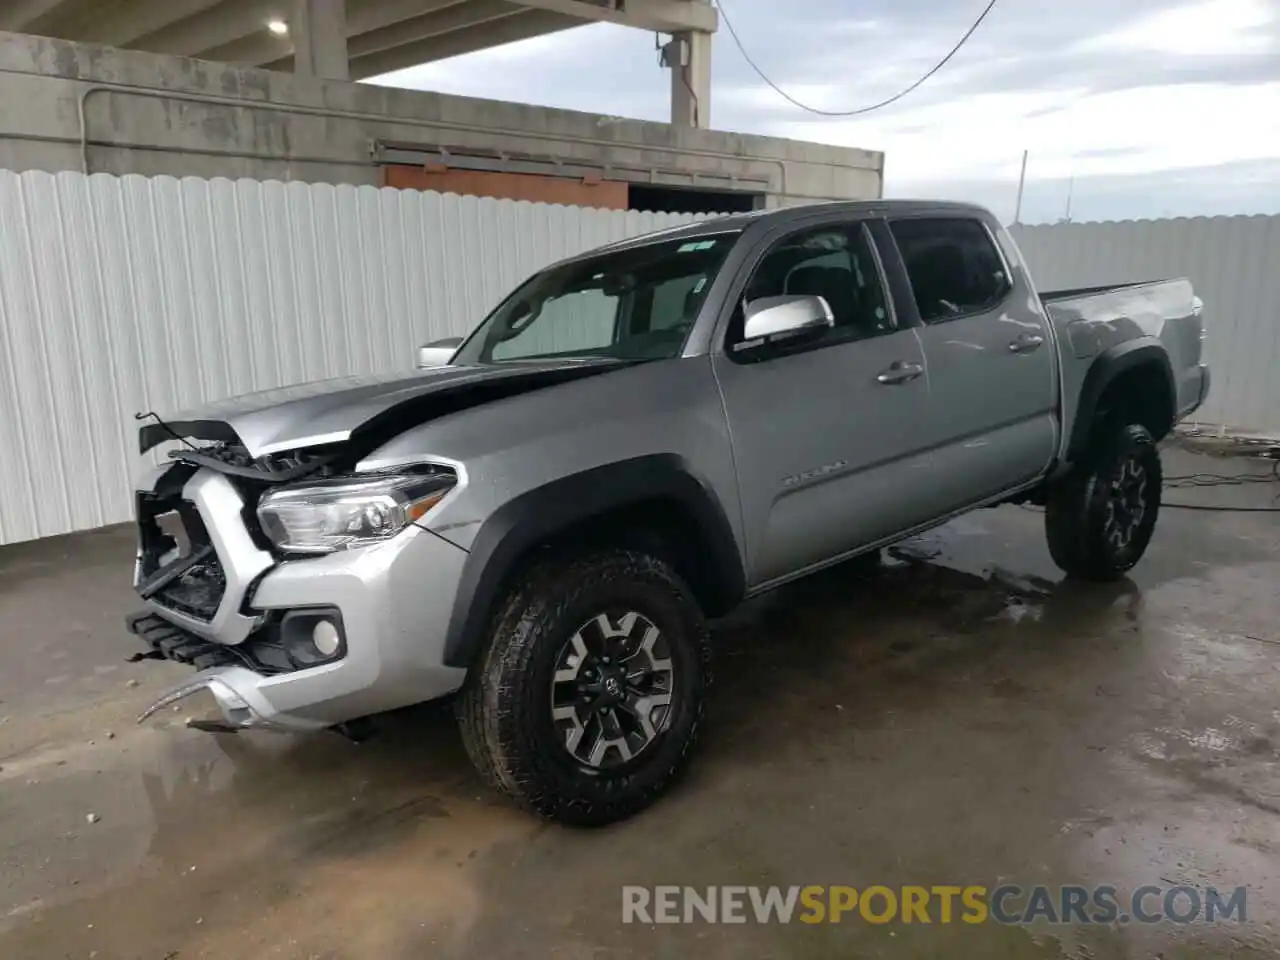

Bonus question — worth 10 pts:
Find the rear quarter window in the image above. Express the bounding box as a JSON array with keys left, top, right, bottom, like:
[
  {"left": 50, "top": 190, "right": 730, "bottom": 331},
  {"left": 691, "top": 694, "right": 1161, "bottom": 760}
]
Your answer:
[{"left": 890, "top": 218, "right": 1012, "bottom": 322}]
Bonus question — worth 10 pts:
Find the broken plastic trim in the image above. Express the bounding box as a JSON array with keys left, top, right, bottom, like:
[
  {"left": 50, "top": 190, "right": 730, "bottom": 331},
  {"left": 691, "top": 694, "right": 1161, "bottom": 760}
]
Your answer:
[
  {"left": 136, "top": 669, "right": 274, "bottom": 732},
  {"left": 167, "top": 449, "right": 337, "bottom": 484}
]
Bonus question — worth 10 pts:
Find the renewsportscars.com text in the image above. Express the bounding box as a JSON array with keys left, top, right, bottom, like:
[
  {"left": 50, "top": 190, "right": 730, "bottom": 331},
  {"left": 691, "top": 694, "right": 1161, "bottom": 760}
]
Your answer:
[{"left": 622, "top": 885, "right": 1247, "bottom": 925}]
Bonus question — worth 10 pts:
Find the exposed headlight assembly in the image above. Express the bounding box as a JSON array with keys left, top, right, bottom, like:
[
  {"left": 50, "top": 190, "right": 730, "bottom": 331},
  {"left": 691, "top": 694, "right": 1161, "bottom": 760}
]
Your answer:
[{"left": 257, "top": 471, "right": 455, "bottom": 554}]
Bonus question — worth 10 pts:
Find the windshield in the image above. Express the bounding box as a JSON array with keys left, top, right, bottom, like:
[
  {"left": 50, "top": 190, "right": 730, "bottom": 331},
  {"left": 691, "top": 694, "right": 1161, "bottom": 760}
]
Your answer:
[{"left": 451, "top": 231, "right": 741, "bottom": 365}]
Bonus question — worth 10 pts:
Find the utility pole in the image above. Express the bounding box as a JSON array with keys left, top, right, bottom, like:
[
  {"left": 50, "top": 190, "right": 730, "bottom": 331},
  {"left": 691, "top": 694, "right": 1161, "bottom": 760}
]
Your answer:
[
  {"left": 1013, "top": 149, "right": 1028, "bottom": 224},
  {"left": 1063, "top": 175, "right": 1075, "bottom": 223}
]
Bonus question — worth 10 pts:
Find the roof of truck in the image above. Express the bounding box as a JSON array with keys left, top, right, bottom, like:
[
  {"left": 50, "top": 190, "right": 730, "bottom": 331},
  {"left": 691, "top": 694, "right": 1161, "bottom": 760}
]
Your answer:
[{"left": 575, "top": 199, "right": 994, "bottom": 262}]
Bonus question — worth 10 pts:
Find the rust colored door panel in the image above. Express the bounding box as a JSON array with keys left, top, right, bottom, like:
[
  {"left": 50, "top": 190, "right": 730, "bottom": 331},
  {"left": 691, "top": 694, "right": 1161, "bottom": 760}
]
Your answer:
[{"left": 383, "top": 165, "right": 628, "bottom": 210}]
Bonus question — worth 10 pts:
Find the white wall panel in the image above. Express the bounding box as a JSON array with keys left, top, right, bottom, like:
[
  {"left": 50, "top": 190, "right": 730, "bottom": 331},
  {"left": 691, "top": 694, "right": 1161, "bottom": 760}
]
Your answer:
[
  {"left": 4, "top": 171, "right": 1273, "bottom": 546},
  {"left": 0, "top": 170, "right": 700, "bottom": 544},
  {"left": 1012, "top": 215, "right": 1280, "bottom": 439}
]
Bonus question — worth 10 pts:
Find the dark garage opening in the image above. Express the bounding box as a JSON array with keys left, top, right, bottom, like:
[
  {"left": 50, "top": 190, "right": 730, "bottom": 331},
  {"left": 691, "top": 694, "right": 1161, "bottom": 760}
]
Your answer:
[{"left": 629, "top": 184, "right": 762, "bottom": 215}]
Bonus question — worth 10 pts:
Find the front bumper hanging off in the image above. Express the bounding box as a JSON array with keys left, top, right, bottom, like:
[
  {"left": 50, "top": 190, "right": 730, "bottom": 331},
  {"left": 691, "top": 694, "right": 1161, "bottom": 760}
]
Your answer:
[
  {"left": 134, "top": 666, "right": 290, "bottom": 730},
  {"left": 126, "top": 611, "right": 315, "bottom": 731},
  {"left": 128, "top": 465, "right": 473, "bottom": 732}
]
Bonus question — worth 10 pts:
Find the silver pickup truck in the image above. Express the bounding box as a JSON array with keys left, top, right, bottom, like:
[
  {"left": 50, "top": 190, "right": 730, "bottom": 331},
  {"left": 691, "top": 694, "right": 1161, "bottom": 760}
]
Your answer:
[{"left": 126, "top": 200, "right": 1209, "bottom": 825}]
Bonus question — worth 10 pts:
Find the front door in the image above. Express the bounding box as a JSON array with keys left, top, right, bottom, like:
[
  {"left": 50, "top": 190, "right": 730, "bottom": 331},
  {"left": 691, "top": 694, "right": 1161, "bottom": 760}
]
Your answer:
[{"left": 712, "top": 219, "right": 935, "bottom": 588}]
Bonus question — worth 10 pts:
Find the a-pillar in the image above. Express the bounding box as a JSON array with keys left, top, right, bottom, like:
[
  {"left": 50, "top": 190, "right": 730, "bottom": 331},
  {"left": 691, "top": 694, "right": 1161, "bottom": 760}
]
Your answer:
[
  {"left": 293, "top": 0, "right": 348, "bottom": 80},
  {"left": 668, "top": 29, "right": 711, "bottom": 128}
]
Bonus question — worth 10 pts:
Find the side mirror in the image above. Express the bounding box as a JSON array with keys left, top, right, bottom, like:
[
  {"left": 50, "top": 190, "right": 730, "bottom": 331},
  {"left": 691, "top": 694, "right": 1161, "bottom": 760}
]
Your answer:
[
  {"left": 416, "top": 337, "right": 463, "bottom": 368},
  {"left": 742, "top": 295, "right": 834, "bottom": 342}
]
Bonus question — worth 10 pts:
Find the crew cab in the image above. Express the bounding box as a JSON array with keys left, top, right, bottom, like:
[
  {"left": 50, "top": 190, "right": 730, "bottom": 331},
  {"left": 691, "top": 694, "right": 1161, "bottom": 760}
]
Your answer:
[{"left": 126, "top": 200, "right": 1210, "bottom": 825}]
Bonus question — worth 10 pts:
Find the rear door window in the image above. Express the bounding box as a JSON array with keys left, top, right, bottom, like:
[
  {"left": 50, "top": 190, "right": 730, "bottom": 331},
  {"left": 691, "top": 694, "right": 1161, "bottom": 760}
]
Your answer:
[{"left": 889, "top": 218, "right": 1011, "bottom": 322}]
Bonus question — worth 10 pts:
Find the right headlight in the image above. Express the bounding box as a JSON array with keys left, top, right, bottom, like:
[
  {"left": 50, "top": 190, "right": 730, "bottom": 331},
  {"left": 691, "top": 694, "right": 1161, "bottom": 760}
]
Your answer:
[{"left": 257, "top": 471, "right": 455, "bottom": 554}]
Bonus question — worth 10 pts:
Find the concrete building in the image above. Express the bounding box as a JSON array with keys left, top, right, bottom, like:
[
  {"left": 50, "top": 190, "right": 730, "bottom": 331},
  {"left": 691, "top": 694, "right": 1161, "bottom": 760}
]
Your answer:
[
  {"left": 0, "top": 30, "right": 883, "bottom": 211},
  {"left": 1, "top": 0, "right": 719, "bottom": 130},
  {"left": 0, "top": 2, "right": 881, "bottom": 211}
]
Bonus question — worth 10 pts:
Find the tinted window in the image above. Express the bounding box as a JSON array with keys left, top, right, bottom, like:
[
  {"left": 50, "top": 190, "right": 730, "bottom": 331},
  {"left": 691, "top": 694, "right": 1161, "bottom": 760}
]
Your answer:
[
  {"left": 454, "top": 232, "right": 738, "bottom": 364},
  {"left": 729, "top": 223, "right": 892, "bottom": 350},
  {"left": 890, "top": 218, "right": 1011, "bottom": 322},
  {"left": 490, "top": 289, "right": 619, "bottom": 360},
  {"left": 649, "top": 273, "right": 708, "bottom": 331}
]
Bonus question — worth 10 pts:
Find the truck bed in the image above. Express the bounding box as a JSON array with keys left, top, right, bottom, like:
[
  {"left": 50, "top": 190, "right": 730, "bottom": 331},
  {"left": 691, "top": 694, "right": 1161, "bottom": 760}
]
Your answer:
[
  {"left": 1038, "top": 279, "right": 1167, "bottom": 304},
  {"left": 1039, "top": 277, "right": 1209, "bottom": 436}
]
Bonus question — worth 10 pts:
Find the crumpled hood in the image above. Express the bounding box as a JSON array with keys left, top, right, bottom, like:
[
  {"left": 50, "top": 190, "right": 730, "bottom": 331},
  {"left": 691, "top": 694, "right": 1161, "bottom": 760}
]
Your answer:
[{"left": 140, "top": 360, "right": 623, "bottom": 458}]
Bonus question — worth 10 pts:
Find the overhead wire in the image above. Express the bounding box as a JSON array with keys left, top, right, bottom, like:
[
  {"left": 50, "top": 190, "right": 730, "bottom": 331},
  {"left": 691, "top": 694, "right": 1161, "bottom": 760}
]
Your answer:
[
  {"left": 707, "top": 1, "right": 1274, "bottom": 506},
  {"left": 712, "top": 0, "right": 1000, "bottom": 117}
]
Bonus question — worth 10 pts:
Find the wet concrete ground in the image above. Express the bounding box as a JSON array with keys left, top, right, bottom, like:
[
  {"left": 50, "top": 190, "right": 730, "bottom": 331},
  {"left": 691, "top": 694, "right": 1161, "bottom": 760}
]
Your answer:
[{"left": 2, "top": 446, "right": 1279, "bottom": 959}]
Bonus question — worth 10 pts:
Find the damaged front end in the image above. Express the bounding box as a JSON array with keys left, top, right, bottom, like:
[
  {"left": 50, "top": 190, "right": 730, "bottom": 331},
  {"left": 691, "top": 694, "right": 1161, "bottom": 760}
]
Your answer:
[
  {"left": 127, "top": 363, "right": 596, "bottom": 731},
  {"left": 128, "top": 444, "right": 336, "bottom": 730},
  {"left": 127, "top": 430, "right": 466, "bottom": 733},
  {"left": 132, "top": 443, "right": 336, "bottom": 646}
]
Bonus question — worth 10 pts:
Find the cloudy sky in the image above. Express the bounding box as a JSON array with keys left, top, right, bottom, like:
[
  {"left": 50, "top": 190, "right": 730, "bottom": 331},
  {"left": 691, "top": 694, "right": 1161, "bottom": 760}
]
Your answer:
[{"left": 371, "top": 0, "right": 1280, "bottom": 224}]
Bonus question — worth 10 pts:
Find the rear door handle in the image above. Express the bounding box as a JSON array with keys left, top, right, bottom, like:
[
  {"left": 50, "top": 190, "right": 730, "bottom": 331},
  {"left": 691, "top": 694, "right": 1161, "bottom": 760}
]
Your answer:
[
  {"left": 876, "top": 360, "right": 924, "bottom": 385},
  {"left": 1009, "top": 333, "right": 1045, "bottom": 354}
]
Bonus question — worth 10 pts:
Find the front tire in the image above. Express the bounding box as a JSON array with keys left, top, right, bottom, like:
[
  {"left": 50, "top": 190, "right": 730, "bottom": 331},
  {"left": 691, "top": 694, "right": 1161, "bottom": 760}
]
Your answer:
[
  {"left": 456, "top": 549, "right": 710, "bottom": 826},
  {"left": 1045, "top": 422, "right": 1162, "bottom": 581}
]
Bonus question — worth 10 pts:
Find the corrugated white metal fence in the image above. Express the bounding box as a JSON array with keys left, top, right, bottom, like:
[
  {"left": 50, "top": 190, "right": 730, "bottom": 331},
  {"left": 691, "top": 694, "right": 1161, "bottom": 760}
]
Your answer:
[
  {"left": 0, "top": 170, "right": 700, "bottom": 545},
  {"left": 1011, "top": 215, "right": 1280, "bottom": 439},
  {"left": 2, "top": 172, "right": 1277, "bottom": 547}
]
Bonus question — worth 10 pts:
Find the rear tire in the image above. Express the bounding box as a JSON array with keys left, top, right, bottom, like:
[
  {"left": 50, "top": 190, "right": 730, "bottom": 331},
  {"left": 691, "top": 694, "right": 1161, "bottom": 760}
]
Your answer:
[
  {"left": 456, "top": 549, "right": 710, "bottom": 826},
  {"left": 1045, "top": 422, "right": 1162, "bottom": 581}
]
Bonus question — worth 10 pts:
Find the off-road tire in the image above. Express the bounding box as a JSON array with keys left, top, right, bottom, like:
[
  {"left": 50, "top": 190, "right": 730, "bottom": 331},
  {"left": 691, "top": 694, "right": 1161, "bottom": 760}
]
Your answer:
[
  {"left": 1045, "top": 422, "right": 1162, "bottom": 581},
  {"left": 456, "top": 549, "right": 711, "bottom": 826}
]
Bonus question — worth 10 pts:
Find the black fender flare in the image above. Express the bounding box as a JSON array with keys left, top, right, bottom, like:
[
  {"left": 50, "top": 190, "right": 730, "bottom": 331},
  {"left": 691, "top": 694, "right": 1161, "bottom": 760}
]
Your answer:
[
  {"left": 441, "top": 454, "right": 746, "bottom": 668},
  {"left": 1067, "top": 337, "right": 1176, "bottom": 461}
]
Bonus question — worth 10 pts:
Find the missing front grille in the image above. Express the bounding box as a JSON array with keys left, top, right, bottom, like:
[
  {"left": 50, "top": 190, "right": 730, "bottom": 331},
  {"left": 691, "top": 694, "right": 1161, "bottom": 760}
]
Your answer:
[{"left": 136, "top": 495, "right": 227, "bottom": 622}]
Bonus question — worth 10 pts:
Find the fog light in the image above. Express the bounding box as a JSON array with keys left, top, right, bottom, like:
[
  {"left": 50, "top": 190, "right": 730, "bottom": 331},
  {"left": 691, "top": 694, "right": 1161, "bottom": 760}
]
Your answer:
[
  {"left": 279, "top": 608, "right": 346, "bottom": 668},
  {"left": 312, "top": 619, "right": 341, "bottom": 657}
]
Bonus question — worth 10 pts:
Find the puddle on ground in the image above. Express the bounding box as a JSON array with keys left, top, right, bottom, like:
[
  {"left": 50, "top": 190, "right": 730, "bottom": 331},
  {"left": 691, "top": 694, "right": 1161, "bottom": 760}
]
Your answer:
[{"left": 3, "top": 478, "right": 1279, "bottom": 960}]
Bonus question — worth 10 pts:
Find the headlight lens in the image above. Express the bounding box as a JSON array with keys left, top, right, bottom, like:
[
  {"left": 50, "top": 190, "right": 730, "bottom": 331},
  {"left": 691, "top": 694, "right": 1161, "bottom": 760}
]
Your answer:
[{"left": 257, "top": 472, "right": 455, "bottom": 554}]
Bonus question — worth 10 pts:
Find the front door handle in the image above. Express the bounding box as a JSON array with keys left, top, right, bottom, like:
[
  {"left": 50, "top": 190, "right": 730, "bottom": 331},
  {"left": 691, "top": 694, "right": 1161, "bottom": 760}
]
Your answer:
[
  {"left": 1009, "top": 333, "right": 1045, "bottom": 354},
  {"left": 876, "top": 360, "right": 924, "bottom": 385}
]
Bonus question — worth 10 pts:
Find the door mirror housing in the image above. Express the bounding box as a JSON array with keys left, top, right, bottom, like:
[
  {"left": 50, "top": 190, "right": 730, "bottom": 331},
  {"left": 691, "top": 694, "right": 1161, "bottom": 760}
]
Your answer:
[
  {"left": 416, "top": 337, "right": 463, "bottom": 368},
  {"left": 742, "top": 295, "right": 834, "bottom": 342}
]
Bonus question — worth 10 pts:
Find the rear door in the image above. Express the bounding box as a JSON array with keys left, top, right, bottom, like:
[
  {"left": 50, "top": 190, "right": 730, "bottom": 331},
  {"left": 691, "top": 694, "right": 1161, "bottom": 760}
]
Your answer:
[
  {"left": 885, "top": 216, "right": 1058, "bottom": 515},
  {"left": 712, "top": 217, "right": 936, "bottom": 588}
]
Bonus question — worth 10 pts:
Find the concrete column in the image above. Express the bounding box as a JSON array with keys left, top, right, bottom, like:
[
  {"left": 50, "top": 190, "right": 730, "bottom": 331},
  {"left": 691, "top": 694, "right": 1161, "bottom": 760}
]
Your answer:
[
  {"left": 668, "top": 30, "right": 711, "bottom": 128},
  {"left": 293, "top": 0, "right": 349, "bottom": 80}
]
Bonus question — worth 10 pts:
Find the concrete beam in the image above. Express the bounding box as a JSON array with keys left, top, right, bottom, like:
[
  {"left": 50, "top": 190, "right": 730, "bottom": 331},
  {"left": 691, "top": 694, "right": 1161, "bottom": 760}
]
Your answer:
[
  {"left": 197, "top": 29, "right": 297, "bottom": 66},
  {"left": 131, "top": 0, "right": 280, "bottom": 58},
  {"left": 0, "top": 0, "right": 74, "bottom": 32},
  {"left": 514, "top": 0, "right": 715, "bottom": 34},
  {"left": 348, "top": 0, "right": 515, "bottom": 58},
  {"left": 347, "top": 0, "right": 470, "bottom": 35},
  {"left": 70, "top": 0, "right": 227, "bottom": 47},
  {"left": 130, "top": 0, "right": 498, "bottom": 64},
  {"left": 668, "top": 28, "right": 710, "bottom": 128},
  {"left": 293, "top": 0, "right": 348, "bottom": 79},
  {"left": 197, "top": 1, "right": 475, "bottom": 65},
  {"left": 349, "top": 8, "right": 580, "bottom": 79}
]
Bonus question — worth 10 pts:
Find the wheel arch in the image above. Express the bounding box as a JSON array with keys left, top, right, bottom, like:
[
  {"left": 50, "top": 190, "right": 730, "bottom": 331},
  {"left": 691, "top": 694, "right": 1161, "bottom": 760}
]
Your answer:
[
  {"left": 1068, "top": 338, "right": 1176, "bottom": 462},
  {"left": 442, "top": 454, "right": 745, "bottom": 669}
]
